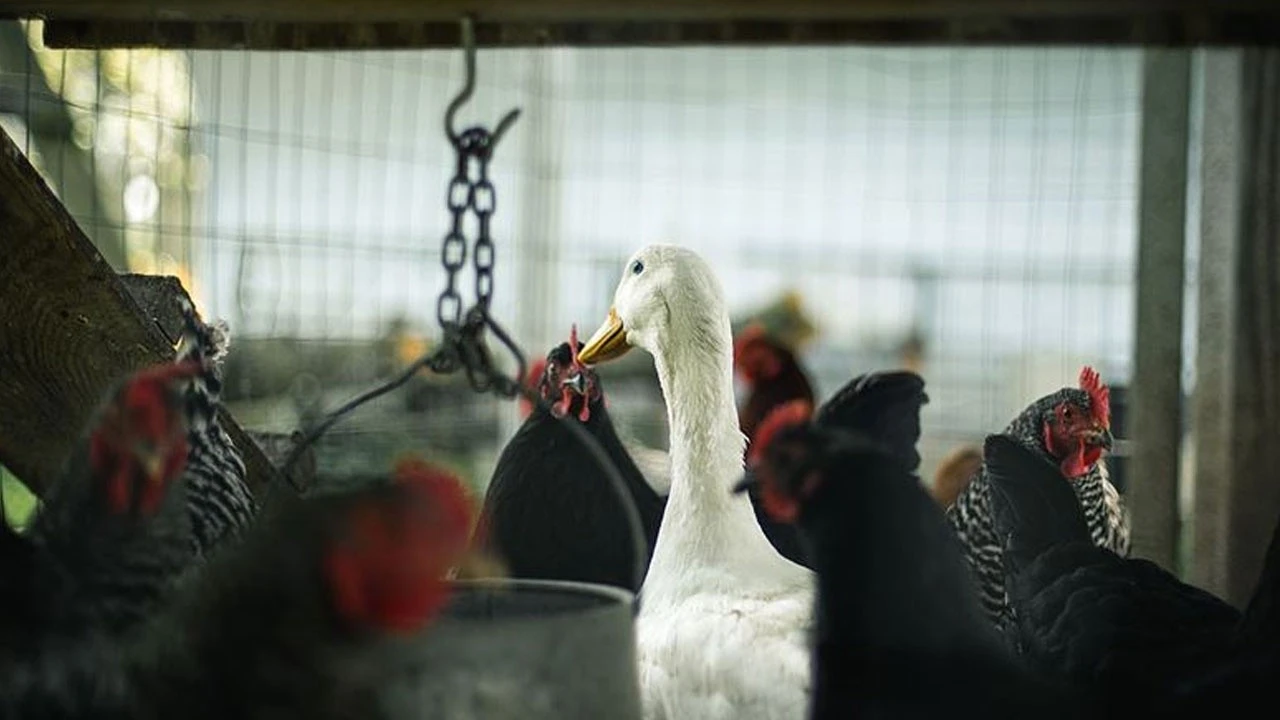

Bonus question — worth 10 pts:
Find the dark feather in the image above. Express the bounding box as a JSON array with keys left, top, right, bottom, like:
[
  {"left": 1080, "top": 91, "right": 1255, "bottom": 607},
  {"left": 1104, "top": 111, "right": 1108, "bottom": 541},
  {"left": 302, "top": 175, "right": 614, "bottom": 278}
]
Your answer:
[{"left": 814, "top": 370, "right": 928, "bottom": 473}]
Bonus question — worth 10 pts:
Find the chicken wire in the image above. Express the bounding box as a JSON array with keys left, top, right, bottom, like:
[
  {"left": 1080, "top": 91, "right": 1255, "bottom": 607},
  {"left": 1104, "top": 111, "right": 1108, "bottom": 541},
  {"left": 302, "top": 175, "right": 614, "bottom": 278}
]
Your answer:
[{"left": 1, "top": 21, "right": 1157, "bottom": 495}]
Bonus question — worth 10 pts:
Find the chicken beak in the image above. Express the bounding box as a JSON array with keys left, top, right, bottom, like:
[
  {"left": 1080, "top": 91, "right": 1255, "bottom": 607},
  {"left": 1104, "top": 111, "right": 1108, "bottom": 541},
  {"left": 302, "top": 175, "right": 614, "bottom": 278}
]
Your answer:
[
  {"left": 561, "top": 371, "right": 587, "bottom": 396},
  {"left": 577, "top": 307, "right": 631, "bottom": 365},
  {"left": 1092, "top": 426, "right": 1114, "bottom": 451},
  {"left": 731, "top": 470, "right": 759, "bottom": 495}
]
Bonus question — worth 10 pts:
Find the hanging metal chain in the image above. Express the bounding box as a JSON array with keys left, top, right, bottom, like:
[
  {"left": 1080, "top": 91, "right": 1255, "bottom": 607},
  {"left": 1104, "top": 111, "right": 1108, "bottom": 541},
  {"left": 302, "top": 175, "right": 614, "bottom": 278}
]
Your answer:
[
  {"left": 436, "top": 155, "right": 468, "bottom": 331},
  {"left": 438, "top": 128, "right": 501, "bottom": 331},
  {"left": 274, "top": 21, "right": 645, "bottom": 592},
  {"left": 280, "top": 16, "right": 522, "bottom": 482}
]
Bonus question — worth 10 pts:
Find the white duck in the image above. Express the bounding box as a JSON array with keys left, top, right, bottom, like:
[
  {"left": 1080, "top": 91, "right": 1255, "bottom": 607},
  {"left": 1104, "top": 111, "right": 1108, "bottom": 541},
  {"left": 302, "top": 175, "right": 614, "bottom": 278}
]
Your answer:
[{"left": 578, "top": 244, "right": 813, "bottom": 720}]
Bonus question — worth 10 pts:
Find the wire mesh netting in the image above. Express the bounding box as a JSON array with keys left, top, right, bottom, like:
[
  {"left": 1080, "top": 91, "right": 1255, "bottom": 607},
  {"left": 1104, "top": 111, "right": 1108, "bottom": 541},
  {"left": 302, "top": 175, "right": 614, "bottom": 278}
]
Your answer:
[{"left": 2, "top": 20, "right": 1153, "bottom": 503}]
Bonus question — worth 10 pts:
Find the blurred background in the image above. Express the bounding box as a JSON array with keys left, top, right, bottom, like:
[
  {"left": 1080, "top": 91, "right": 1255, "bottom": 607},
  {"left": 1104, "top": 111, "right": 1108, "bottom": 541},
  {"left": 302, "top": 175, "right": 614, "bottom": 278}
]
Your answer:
[{"left": 1, "top": 20, "right": 1186, "bottom": 540}]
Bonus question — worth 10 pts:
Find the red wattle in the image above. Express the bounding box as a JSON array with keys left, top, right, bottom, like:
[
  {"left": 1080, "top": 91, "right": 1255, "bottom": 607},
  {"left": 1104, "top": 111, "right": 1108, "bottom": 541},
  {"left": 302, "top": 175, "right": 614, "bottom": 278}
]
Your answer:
[{"left": 1059, "top": 438, "right": 1094, "bottom": 479}]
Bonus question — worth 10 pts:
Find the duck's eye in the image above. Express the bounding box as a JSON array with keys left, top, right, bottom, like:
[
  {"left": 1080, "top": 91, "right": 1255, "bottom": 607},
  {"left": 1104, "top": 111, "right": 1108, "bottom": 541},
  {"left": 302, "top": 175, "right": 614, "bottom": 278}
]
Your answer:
[{"left": 631, "top": 260, "right": 644, "bottom": 276}]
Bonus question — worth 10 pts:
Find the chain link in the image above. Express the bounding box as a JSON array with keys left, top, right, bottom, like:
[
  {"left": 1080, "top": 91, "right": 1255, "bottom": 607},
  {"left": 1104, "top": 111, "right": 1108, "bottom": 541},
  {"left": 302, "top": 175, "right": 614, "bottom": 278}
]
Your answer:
[{"left": 438, "top": 127, "right": 501, "bottom": 323}]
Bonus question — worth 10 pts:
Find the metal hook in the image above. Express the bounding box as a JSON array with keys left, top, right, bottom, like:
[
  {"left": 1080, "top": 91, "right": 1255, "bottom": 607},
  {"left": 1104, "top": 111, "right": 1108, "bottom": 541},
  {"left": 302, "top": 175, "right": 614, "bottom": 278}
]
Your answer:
[{"left": 444, "top": 14, "right": 522, "bottom": 150}]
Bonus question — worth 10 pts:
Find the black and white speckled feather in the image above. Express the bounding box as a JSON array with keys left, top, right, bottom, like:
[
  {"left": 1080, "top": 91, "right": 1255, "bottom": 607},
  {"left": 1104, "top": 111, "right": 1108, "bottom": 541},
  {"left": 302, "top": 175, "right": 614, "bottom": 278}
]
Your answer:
[
  {"left": 946, "top": 386, "right": 1129, "bottom": 633},
  {"left": 174, "top": 299, "right": 255, "bottom": 558}
]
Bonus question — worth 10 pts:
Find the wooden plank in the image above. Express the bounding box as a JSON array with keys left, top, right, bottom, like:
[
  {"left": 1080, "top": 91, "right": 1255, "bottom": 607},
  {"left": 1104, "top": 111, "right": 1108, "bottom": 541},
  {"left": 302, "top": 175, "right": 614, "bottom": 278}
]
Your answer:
[
  {"left": 120, "top": 273, "right": 189, "bottom": 342},
  {"left": 33, "top": 14, "right": 1280, "bottom": 49},
  {"left": 0, "top": 1, "right": 1275, "bottom": 48},
  {"left": 0, "top": 124, "right": 283, "bottom": 498},
  {"left": 2, "top": 0, "right": 1277, "bottom": 23},
  {"left": 1190, "top": 48, "right": 1280, "bottom": 607},
  {"left": 1127, "top": 49, "right": 1190, "bottom": 573}
]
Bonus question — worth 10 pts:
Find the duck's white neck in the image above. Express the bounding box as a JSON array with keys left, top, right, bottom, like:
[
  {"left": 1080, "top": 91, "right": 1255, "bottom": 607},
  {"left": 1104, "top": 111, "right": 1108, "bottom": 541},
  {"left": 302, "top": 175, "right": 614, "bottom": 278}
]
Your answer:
[
  {"left": 642, "top": 307, "right": 792, "bottom": 602},
  {"left": 654, "top": 323, "right": 743, "bottom": 508}
]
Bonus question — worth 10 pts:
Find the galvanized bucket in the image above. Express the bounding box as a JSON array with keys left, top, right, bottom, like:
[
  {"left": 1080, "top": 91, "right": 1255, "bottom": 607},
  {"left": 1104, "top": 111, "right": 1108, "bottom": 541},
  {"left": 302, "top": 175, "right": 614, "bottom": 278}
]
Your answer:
[{"left": 377, "top": 578, "right": 642, "bottom": 719}]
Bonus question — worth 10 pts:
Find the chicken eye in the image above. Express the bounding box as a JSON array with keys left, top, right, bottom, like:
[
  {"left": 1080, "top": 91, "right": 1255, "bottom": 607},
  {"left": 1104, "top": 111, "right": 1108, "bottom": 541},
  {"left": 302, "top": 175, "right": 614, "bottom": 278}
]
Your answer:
[{"left": 631, "top": 260, "right": 644, "bottom": 275}]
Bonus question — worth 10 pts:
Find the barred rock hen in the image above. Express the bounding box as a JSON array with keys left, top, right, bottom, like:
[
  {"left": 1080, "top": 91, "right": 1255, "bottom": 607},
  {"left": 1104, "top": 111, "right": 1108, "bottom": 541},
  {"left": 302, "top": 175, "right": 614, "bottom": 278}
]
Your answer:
[
  {"left": 0, "top": 360, "right": 202, "bottom": 659},
  {"left": 0, "top": 457, "right": 475, "bottom": 720},
  {"left": 984, "top": 434, "right": 1242, "bottom": 712},
  {"left": 480, "top": 329, "right": 664, "bottom": 593},
  {"left": 736, "top": 380, "right": 1088, "bottom": 719},
  {"left": 173, "top": 298, "right": 256, "bottom": 558},
  {"left": 947, "top": 366, "right": 1128, "bottom": 632}
]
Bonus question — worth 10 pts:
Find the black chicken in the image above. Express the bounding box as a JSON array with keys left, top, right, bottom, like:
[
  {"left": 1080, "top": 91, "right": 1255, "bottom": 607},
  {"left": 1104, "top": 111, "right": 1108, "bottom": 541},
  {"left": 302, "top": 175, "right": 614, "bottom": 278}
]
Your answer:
[
  {"left": 1, "top": 456, "right": 476, "bottom": 720},
  {"left": 482, "top": 328, "right": 832, "bottom": 592},
  {"left": 984, "top": 433, "right": 1244, "bottom": 712},
  {"left": 479, "top": 331, "right": 665, "bottom": 593},
  {"left": 735, "top": 372, "right": 1089, "bottom": 719},
  {"left": 948, "top": 366, "right": 1128, "bottom": 632}
]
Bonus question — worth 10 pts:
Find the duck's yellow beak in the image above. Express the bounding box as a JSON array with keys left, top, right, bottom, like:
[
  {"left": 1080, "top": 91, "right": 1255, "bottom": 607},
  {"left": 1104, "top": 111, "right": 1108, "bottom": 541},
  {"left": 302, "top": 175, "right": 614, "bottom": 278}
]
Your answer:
[{"left": 577, "top": 307, "right": 632, "bottom": 365}]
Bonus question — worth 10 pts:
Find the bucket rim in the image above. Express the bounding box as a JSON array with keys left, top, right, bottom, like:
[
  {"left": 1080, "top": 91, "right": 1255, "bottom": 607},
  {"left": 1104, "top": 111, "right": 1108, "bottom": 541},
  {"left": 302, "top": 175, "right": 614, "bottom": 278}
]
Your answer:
[{"left": 446, "top": 577, "right": 636, "bottom": 606}]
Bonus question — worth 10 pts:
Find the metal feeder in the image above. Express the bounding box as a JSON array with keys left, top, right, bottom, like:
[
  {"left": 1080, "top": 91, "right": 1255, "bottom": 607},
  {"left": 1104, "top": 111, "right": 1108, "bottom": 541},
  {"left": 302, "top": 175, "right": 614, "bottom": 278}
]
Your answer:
[{"left": 378, "top": 579, "right": 642, "bottom": 719}]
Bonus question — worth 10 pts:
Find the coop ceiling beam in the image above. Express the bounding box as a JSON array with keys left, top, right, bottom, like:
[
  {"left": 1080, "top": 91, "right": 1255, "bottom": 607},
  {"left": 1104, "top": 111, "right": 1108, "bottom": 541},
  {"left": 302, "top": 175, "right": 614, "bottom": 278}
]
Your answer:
[
  {"left": 2, "top": 1, "right": 1279, "bottom": 47},
  {"left": 0, "top": 124, "right": 284, "bottom": 498}
]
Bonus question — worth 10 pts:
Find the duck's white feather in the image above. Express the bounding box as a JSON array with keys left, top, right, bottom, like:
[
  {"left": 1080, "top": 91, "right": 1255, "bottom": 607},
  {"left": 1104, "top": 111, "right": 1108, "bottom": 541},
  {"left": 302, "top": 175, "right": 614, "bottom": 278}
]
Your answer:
[
  {"left": 638, "top": 588, "right": 811, "bottom": 720},
  {"left": 603, "top": 244, "right": 813, "bottom": 720}
]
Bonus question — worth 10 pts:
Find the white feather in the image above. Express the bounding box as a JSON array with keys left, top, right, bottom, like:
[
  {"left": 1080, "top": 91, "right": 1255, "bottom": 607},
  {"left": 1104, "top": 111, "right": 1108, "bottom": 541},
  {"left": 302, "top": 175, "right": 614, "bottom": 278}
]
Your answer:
[{"left": 601, "top": 244, "right": 813, "bottom": 720}]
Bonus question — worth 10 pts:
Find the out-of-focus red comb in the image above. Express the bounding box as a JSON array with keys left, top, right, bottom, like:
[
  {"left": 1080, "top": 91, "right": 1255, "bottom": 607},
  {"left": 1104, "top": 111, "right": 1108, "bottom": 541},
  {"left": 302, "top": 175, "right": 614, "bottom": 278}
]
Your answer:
[
  {"left": 324, "top": 457, "right": 476, "bottom": 635},
  {"left": 392, "top": 457, "right": 475, "bottom": 541},
  {"left": 1078, "top": 366, "right": 1110, "bottom": 428},
  {"left": 748, "top": 399, "right": 814, "bottom": 467}
]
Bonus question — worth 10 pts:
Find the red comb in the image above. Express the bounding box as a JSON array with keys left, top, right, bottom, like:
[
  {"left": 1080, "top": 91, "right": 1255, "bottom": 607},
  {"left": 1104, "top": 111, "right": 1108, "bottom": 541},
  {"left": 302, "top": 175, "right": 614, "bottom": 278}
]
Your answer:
[
  {"left": 91, "top": 359, "right": 202, "bottom": 515},
  {"left": 568, "top": 324, "right": 583, "bottom": 369},
  {"left": 1078, "top": 366, "right": 1110, "bottom": 428},
  {"left": 325, "top": 458, "right": 474, "bottom": 635},
  {"left": 748, "top": 399, "right": 814, "bottom": 466},
  {"left": 392, "top": 457, "right": 475, "bottom": 541}
]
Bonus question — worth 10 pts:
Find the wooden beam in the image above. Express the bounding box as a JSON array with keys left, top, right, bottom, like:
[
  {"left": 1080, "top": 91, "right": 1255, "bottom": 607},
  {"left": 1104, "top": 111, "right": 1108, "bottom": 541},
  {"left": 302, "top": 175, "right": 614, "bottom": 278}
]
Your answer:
[
  {"left": 1, "top": 1, "right": 1276, "bottom": 23},
  {"left": 32, "top": 15, "right": 1280, "bottom": 49},
  {"left": 0, "top": 124, "right": 283, "bottom": 498},
  {"left": 0, "top": 1, "right": 1273, "bottom": 47},
  {"left": 1127, "top": 49, "right": 1190, "bottom": 573},
  {"left": 1190, "top": 48, "right": 1280, "bottom": 608}
]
